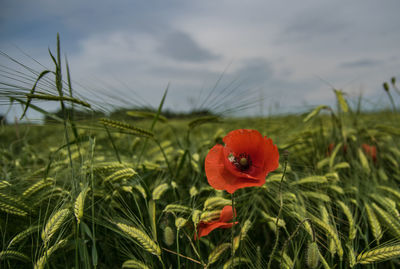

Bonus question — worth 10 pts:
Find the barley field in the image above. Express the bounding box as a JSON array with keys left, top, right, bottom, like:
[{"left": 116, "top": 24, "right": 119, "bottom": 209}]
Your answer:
[{"left": 1, "top": 37, "right": 400, "bottom": 269}]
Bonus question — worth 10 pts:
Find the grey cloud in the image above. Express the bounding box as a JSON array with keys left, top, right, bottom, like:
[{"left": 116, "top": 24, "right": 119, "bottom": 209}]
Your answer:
[
  {"left": 276, "top": 3, "right": 350, "bottom": 44},
  {"left": 283, "top": 16, "right": 348, "bottom": 41},
  {"left": 158, "top": 31, "right": 220, "bottom": 62},
  {"left": 339, "top": 58, "right": 382, "bottom": 68},
  {"left": 231, "top": 58, "right": 275, "bottom": 86}
]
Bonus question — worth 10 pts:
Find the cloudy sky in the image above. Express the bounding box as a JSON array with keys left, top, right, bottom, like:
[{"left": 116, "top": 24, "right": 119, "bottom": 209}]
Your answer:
[{"left": 1, "top": 0, "right": 400, "bottom": 120}]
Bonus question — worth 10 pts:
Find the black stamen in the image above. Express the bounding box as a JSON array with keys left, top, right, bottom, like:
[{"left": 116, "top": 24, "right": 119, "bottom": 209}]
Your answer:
[{"left": 231, "top": 153, "right": 252, "bottom": 171}]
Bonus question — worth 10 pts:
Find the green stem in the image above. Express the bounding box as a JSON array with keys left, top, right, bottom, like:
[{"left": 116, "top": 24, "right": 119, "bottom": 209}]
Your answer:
[
  {"left": 177, "top": 229, "right": 181, "bottom": 268},
  {"left": 90, "top": 137, "right": 98, "bottom": 268},
  {"left": 75, "top": 223, "right": 80, "bottom": 269},
  {"left": 267, "top": 155, "right": 288, "bottom": 269},
  {"left": 231, "top": 192, "right": 235, "bottom": 268},
  {"left": 385, "top": 90, "right": 397, "bottom": 113},
  {"left": 103, "top": 125, "right": 121, "bottom": 163}
]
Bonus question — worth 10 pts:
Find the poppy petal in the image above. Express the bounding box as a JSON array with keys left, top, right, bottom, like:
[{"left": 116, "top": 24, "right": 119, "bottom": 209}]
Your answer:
[
  {"left": 262, "top": 137, "right": 280, "bottom": 174},
  {"left": 219, "top": 205, "right": 235, "bottom": 222},
  {"left": 205, "top": 144, "right": 230, "bottom": 191},
  {"left": 197, "top": 222, "right": 234, "bottom": 238}
]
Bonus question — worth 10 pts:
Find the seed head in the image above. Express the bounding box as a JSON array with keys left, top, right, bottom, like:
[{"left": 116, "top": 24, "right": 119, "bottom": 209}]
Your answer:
[{"left": 383, "top": 82, "right": 389, "bottom": 92}]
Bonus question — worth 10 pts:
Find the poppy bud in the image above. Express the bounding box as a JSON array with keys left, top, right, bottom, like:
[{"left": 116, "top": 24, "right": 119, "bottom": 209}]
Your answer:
[
  {"left": 391, "top": 77, "right": 396, "bottom": 85},
  {"left": 383, "top": 82, "right": 389, "bottom": 92}
]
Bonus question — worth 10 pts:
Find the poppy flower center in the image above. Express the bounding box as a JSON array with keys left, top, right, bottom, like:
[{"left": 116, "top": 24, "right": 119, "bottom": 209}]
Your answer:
[
  {"left": 239, "top": 157, "right": 248, "bottom": 166},
  {"left": 228, "top": 153, "right": 252, "bottom": 171}
]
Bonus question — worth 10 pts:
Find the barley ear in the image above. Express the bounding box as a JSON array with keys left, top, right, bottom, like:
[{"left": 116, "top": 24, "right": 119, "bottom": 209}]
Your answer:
[
  {"left": 74, "top": 187, "right": 89, "bottom": 224},
  {"left": 122, "top": 259, "right": 151, "bottom": 269},
  {"left": 8, "top": 224, "right": 41, "bottom": 248},
  {"left": 116, "top": 223, "right": 161, "bottom": 257},
  {"left": 356, "top": 245, "right": 400, "bottom": 264},
  {"left": 208, "top": 243, "right": 231, "bottom": 265},
  {"left": 41, "top": 209, "right": 70, "bottom": 245},
  {"left": 0, "top": 250, "right": 30, "bottom": 263},
  {"left": 34, "top": 238, "right": 68, "bottom": 269}
]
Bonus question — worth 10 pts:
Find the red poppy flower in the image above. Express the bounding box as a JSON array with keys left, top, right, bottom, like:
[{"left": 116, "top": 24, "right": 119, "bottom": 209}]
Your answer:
[
  {"left": 327, "top": 143, "right": 335, "bottom": 156},
  {"left": 196, "top": 205, "right": 237, "bottom": 239},
  {"left": 205, "top": 129, "right": 279, "bottom": 194},
  {"left": 327, "top": 143, "right": 348, "bottom": 156},
  {"left": 362, "top": 144, "right": 377, "bottom": 163}
]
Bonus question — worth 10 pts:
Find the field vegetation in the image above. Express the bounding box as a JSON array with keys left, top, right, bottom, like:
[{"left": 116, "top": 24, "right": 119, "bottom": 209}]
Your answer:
[{"left": 1, "top": 36, "right": 400, "bottom": 268}]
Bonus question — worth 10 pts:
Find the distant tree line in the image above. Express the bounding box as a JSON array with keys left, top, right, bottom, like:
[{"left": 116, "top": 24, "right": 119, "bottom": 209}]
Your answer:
[
  {"left": 0, "top": 115, "right": 6, "bottom": 125},
  {"left": 44, "top": 107, "right": 214, "bottom": 123}
]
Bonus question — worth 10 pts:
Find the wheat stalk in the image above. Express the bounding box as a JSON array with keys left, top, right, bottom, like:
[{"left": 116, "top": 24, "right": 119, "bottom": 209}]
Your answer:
[
  {"left": 208, "top": 243, "right": 231, "bottom": 265},
  {"left": 25, "top": 93, "right": 90, "bottom": 107},
  {"left": 347, "top": 244, "right": 356, "bottom": 268},
  {"left": 290, "top": 175, "right": 327, "bottom": 186},
  {"left": 364, "top": 203, "right": 382, "bottom": 242},
  {"left": 0, "top": 201, "right": 28, "bottom": 216},
  {"left": 203, "top": 196, "right": 232, "bottom": 211},
  {"left": 91, "top": 162, "right": 129, "bottom": 173},
  {"left": 104, "top": 168, "right": 136, "bottom": 183},
  {"left": 163, "top": 204, "right": 192, "bottom": 215},
  {"left": 260, "top": 211, "right": 286, "bottom": 227},
  {"left": 372, "top": 202, "right": 400, "bottom": 237},
  {"left": 356, "top": 245, "right": 400, "bottom": 264},
  {"left": 8, "top": 224, "right": 41, "bottom": 248},
  {"left": 0, "top": 180, "right": 11, "bottom": 189},
  {"left": 222, "top": 257, "right": 250, "bottom": 269},
  {"left": 378, "top": 185, "right": 400, "bottom": 202},
  {"left": 318, "top": 252, "right": 331, "bottom": 269},
  {"left": 134, "top": 184, "right": 147, "bottom": 199},
  {"left": 319, "top": 205, "right": 337, "bottom": 256},
  {"left": 371, "top": 193, "right": 399, "bottom": 217},
  {"left": 74, "top": 187, "right": 89, "bottom": 224},
  {"left": 22, "top": 178, "right": 54, "bottom": 197},
  {"left": 99, "top": 118, "right": 154, "bottom": 138},
  {"left": 41, "top": 208, "right": 70, "bottom": 245},
  {"left": 0, "top": 192, "right": 30, "bottom": 211},
  {"left": 281, "top": 252, "right": 294, "bottom": 269},
  {"left": 189, "top": 186, "right": 199, "bottom": 197},
  {"left": 175, "top": 217, "right": 187, "bottom": 230},
  {"left": 116, "top": 223, "right": 161, "bottom": 257},
  {"left": 312, "top": 217, "right": 343, "bottom": 260},
  {"left": 188, "top": 115, "right": 220, "bottom": 129},
  {"left": 303, "top": 191, "right": 331, "bottom": 203},
  {"left": 192, "top": 209, "right": 202, "bottom": 224},
  {"left": 152, "top": 183, "right": 169, "bottom": 200},
  {"left": 337, "top": 201, "right": 356, "bottom": 240},
  {"left": 34, "top": 238, "right": 68, "bottom": 269},
  {"left": 0, "top": 250, "right": 30, "bottom": 263},
  {"left": 233, "top": 219, "right": 252, "bottom": 252},
  {"left": 200, "top": 210, "right": 221, "bottom": 222},
  {"left": 122, "top": 259, "right": 151, "bottom": 269},
  {"left": 328, "top": 184, "right": 344, "bottom": 195}
]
